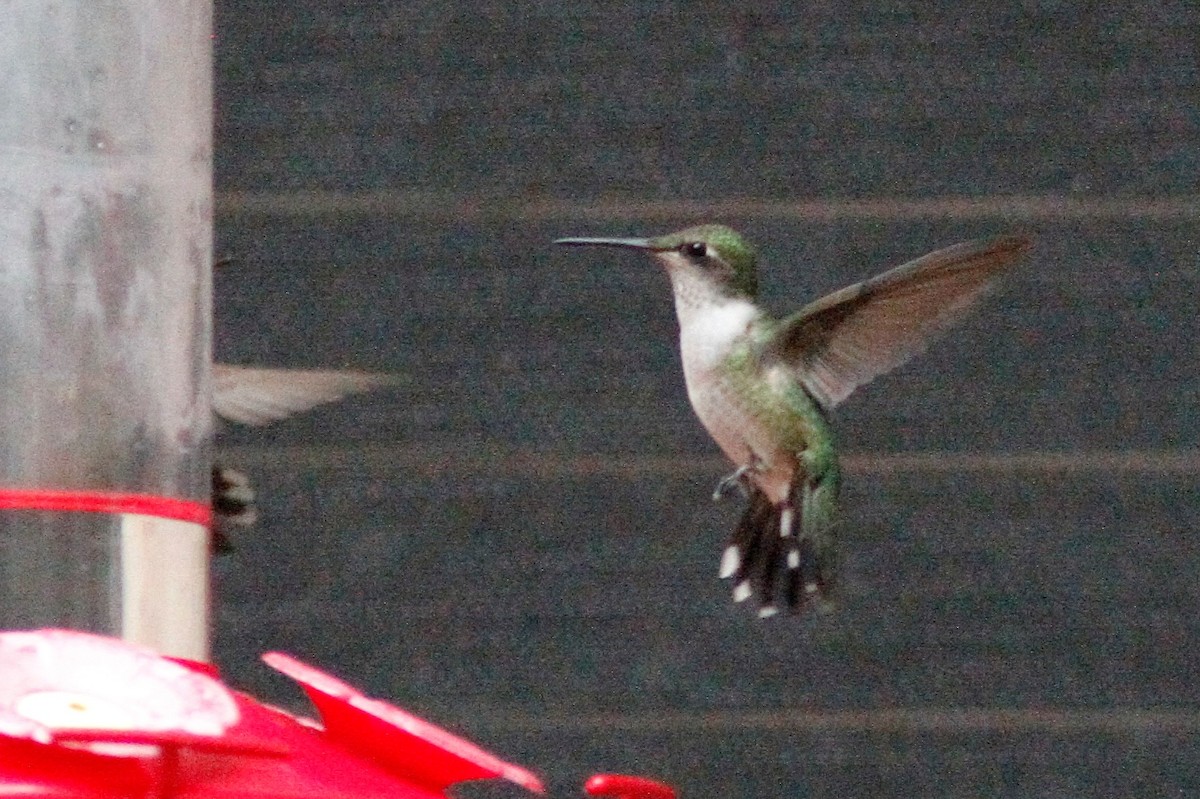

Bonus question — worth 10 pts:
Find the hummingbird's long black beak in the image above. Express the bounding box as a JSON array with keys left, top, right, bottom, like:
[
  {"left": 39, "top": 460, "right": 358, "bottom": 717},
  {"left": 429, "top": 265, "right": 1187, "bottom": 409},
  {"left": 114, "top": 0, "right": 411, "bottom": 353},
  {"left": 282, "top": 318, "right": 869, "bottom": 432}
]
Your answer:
[{"left": 554, "top": 236, "right": 655, "bottom": 250}]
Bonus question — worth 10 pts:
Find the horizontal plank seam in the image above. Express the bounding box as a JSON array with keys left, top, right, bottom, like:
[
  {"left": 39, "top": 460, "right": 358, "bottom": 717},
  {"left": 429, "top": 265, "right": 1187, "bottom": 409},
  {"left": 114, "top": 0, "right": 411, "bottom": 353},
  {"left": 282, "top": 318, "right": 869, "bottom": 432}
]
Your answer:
[
  {"left": 215, "top": 445, "right": 1200, "bottom": 476},
  {"left": 461, "top": 707, "right": 1200, "bottom": 734},
  {"left": 215, "top": 192, "right": 1200, "bottom": 221}
]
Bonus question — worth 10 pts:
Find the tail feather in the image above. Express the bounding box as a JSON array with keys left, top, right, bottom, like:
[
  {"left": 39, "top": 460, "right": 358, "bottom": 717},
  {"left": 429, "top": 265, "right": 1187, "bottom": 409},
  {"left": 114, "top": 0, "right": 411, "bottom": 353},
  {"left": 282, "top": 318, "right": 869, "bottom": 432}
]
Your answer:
[
  {"left": 727, "top": 490, "right": 775, "bottom": 588},
  {"left": 722, "top": 478, "right": 838, "bottom": 614},
  {"left": 785, "top": 537, "right": 810, "bottom": 607},
  {"left": 755, "top": 527, "right": 782, "bottom": 612},
  {"left": 211, "top": 464, "right": 258, "bottom": 554}
]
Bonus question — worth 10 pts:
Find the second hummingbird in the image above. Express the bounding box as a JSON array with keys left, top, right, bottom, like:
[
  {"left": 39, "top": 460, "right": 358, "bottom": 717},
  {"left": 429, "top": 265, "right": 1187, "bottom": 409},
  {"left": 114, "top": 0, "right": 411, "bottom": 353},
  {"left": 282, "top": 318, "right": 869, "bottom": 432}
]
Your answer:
[{"left": 556, "top": 226, "right": 1031, "bottom": 617}]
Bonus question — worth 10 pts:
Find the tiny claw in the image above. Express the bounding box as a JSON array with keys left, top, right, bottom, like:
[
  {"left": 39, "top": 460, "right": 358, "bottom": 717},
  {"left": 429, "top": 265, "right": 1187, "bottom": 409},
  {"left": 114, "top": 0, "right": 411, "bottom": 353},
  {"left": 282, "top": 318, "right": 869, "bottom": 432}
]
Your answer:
[{"left": 712, "top": 463, "right": 753, "bottom": 501}]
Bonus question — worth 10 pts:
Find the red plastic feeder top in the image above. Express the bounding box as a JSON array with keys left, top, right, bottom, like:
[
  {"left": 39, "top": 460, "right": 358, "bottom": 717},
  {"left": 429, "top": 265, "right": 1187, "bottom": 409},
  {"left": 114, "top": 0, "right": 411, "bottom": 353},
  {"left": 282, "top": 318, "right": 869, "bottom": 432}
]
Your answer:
[
  {"left": 585, "top": 773, "right": 677, "bottom": 799},
  {"left": 0, "top": 629, "right": 544, "bottom": 799}
]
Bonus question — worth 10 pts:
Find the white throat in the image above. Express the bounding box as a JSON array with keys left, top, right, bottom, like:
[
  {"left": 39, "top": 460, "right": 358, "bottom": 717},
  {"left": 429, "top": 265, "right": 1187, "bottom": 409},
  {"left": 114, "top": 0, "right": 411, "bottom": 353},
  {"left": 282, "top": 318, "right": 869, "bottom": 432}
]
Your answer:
[{"left": 666, "top": 267, "right": 758, "bottom": 372}]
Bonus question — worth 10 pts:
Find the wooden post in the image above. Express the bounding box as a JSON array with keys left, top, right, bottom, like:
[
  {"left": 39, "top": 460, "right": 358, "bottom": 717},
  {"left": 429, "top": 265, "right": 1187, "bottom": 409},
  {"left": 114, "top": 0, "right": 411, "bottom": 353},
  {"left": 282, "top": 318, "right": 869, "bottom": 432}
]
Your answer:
[{"left": 0, "top": 1, "right": 213, "bottom": 659}]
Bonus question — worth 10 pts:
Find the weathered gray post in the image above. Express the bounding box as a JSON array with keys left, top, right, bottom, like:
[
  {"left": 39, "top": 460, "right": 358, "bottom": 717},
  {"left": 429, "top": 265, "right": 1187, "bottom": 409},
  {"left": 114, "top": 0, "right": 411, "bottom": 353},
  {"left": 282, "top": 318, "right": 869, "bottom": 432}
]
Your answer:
[{"left": 0, "top": 1, "right": 213, "bottom": 659}]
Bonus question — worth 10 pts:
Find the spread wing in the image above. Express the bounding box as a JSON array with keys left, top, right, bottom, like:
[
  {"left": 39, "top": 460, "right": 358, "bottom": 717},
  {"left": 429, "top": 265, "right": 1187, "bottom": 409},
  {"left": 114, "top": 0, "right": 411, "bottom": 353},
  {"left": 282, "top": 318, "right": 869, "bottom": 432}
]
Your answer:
[
  {"left": 213, "top": 364, "right": 400, "bottom": 426},
  {"left": 760, "top": 235, "right": 1032, "bottom": 409}
]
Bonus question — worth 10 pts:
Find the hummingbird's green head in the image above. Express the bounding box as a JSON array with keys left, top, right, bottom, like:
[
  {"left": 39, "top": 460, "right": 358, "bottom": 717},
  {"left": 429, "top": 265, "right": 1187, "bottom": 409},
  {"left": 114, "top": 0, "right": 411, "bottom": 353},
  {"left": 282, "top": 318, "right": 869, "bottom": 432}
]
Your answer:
[{"left": 555, "top": 224, "right": 759, "bottom": 299}]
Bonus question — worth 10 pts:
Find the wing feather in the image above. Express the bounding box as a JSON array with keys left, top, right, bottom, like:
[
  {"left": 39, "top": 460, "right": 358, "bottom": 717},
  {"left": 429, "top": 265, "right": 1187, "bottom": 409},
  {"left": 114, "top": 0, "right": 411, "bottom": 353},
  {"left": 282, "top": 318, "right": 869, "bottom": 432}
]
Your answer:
[
  {"left": 213, "top": 364, "right": 400, "bottom": 426},
  {"left": 761, "top": 235, "right": 1032, "bottom": 408}
]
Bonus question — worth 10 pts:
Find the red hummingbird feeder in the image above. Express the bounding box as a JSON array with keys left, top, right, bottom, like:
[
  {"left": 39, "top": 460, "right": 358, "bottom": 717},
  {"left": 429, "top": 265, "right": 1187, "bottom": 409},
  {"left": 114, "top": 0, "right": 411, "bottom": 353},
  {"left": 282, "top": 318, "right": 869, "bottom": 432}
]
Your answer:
[
  {"left": 0, "top": 629, "right": 679, "bottom": 799},
  {"left": 0, "top": 629, "right": 543, "bottom": 799}
]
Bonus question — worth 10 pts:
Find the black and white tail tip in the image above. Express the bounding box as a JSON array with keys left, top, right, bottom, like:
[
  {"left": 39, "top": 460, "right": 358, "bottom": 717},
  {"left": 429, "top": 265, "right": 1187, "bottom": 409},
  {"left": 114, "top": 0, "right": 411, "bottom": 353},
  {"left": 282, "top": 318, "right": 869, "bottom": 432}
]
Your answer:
[
  {"left": 719, "top": 488, "right": 832, "bottom": 617},
  {"left": 211, "top": 465, "right": 257, "bottom": 553}
]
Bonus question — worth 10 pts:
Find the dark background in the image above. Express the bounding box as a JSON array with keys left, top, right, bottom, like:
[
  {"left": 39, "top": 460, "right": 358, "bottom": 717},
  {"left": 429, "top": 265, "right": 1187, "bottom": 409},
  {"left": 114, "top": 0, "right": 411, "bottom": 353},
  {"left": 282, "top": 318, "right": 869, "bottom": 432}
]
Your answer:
[{"left": 211, "top": 4, "right": 1199, "bottom": 797}]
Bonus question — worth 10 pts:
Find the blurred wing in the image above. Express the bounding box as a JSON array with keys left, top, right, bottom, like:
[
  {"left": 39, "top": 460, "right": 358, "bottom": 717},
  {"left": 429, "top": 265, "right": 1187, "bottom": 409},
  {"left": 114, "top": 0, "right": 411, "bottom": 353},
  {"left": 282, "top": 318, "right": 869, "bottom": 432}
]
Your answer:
[
  {"left": 213, "top": 364, "right": 400, "bottom": 426},
  {"left": 762, "top": 235, "right": 1032, "bottom": 409}
]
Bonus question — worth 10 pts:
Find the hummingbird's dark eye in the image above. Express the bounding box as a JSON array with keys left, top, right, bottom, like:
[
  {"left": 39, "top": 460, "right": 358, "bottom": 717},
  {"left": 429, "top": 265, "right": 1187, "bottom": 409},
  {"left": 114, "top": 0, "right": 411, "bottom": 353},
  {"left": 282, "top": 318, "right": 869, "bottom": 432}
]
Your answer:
[{"left": 682, "top": 241, "right": 707, "bottom": 258}]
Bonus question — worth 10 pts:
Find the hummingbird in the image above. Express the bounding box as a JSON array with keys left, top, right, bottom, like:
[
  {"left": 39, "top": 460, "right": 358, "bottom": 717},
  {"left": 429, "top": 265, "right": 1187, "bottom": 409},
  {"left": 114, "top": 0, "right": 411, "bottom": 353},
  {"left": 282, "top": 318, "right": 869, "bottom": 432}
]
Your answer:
[
  {"left": 209, "top": 257, "right": 400, "bottom": 546},
  {"left": 556, "top": 226, "right": 1031, "bottom": 616},
  {"left": 211, "top": 364, "right": 399, "bottom": 548}
]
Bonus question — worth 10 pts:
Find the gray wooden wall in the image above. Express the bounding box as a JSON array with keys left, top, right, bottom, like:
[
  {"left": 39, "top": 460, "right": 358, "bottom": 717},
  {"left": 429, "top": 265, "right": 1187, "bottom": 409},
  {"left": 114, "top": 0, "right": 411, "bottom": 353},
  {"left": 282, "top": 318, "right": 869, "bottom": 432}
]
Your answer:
[{"left": 211, "top": 4, "right": 1200, "bottom": 796}]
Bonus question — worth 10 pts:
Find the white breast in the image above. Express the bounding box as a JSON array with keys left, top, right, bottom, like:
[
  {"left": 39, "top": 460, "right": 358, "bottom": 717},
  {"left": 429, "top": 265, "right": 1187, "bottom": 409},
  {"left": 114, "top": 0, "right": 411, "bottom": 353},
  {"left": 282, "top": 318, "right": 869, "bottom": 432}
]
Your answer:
[
  {"left": 671, "top": 286, "right": 762, "bottom": 465},
  {"left": 676, "top": 299, "right": 759, "bottom": 375}
]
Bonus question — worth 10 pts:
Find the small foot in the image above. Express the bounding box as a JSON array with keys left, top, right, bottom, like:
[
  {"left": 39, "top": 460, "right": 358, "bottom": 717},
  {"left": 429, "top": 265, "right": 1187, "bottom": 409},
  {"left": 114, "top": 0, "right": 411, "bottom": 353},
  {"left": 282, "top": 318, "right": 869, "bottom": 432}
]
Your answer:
[{"left": 712, "top": 462, "right": 756, "bottom": 501}]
